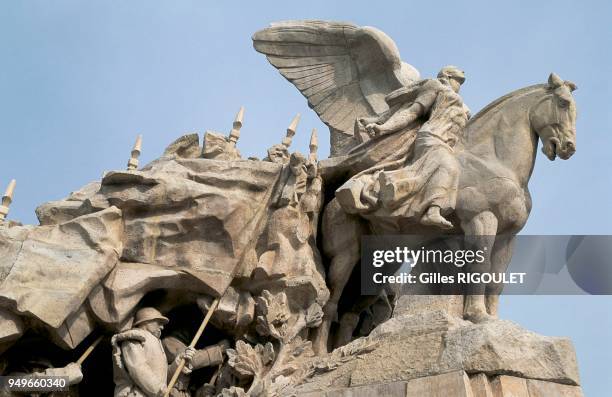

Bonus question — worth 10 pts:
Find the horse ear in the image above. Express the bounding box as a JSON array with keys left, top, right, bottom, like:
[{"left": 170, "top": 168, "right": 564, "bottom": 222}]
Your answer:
[
  {"left": 548, "top": 73, "right": 564, "bottom": 88},
  {"left": 565, "top": 81, "right": 578, "bottom": 91}
]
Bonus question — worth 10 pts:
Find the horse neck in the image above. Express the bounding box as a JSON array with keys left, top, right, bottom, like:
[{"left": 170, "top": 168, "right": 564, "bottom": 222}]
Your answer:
[{"left": 461, "top": 88, "right": 543, "bottom": 188}]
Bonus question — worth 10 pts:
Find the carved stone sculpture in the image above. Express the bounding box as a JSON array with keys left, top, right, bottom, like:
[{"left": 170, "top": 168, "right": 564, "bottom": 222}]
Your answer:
[
  {"left": 162, "top": 335, "right": 229, "bottom": 397},
  {"left": 202, "top": 108, "right": 244, "bottom": 161},
  {"left": 253, "top": 20, "right": 577, "bottom": 353},
  {"left": 0, "top": 19, "right": 583, "bottom": 397},
  {"left": 0, "top": 180, "right": 16, "bottom": 222},
  {"left": 112, "top": 307, "right": 195, "bottom": 397},
  {"left": 127, "top": 135, "right": 143, "bottom": 171},
  {"left": 339, "top": 65, "right": 470, "bottom": 229},
  {"left": 263, "top": 114, "right": 301, "bottom": 165}
]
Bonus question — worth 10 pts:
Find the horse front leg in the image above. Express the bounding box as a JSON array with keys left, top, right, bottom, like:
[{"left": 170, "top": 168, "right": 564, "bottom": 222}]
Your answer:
[
  {"left": 461, "top": 210, "right": 498, "bottom": 323},
  {"left": 485, "top": 234, "right": 516, "bottom": 317},
  {"left": 312, "top": 198, "right": 363, "bottom": 354},
  {"left": 312, "top": 246, "right": 360, "bottom": 354},
  {"left": 334, "top": 294, "right": 380, "bottom": 349}
]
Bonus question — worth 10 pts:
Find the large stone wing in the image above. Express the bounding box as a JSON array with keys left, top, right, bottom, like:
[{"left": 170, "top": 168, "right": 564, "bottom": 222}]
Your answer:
[{"left": 252, "top": 20, "right": 420, "bottom": 136}]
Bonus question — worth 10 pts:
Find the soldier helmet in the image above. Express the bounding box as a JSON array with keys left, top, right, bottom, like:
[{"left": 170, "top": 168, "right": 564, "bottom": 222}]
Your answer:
[
  {"left": 133, "top": 307, "right": 169, "bottom": 327},
  {"left": 437, "top": 65, "right": 466, "bottom": 84}
]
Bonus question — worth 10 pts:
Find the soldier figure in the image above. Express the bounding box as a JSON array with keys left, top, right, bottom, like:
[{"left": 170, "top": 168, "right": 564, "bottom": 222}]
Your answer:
[{"left": 112, "top": 307, "right": 195, "bottom": 397}]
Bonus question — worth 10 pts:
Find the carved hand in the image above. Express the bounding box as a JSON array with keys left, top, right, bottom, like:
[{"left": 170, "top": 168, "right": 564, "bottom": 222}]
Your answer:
[
  {"left": 365, "top": 123, "right": 385, "bottom": 136},
  {"left": 64, "top": 362, "right": 84, "bottom": 385},
  {"left": 358, "top": 116, "right": 379, "bottom": 126},
  {"left": 176, "top": 347, "right": 196, "bottom": 374}
]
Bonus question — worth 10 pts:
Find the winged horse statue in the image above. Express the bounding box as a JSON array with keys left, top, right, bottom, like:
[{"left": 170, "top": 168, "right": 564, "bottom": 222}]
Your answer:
[{"left": 253, "top": 20, "right": 578, "bottom": 353}]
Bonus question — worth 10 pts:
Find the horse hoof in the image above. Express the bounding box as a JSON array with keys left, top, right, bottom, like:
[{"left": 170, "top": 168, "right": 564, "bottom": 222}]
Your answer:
[{"left": 464, "top": 310, "right": 495, "bottom": 323}]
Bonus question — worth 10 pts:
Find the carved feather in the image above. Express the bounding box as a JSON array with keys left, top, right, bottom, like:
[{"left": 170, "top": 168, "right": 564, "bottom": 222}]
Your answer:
[{"left": 253, "top": 20, "right": 420, "bottom": 142}]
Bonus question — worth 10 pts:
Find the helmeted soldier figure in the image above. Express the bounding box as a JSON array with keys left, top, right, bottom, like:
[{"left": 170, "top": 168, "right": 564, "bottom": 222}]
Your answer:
[{"left": 112, "top": 307, "right": 195, "bottom": 397}]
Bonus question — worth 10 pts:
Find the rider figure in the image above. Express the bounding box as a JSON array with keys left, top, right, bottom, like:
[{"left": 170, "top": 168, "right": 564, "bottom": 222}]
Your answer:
[{"left": 360, "top": 65, "right": 470, "bottom": 229}]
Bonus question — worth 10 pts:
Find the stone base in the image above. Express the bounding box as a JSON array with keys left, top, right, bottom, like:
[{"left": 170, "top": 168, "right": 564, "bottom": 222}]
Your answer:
[
  {"left": 292, "top": 306, "right": 581, "bottom": 396},
  {"left": 393, "top": 294, "right": 465, "bottom": 318},
  {"left": 298, "top": 371, "right": 584, "bottom": 396}
]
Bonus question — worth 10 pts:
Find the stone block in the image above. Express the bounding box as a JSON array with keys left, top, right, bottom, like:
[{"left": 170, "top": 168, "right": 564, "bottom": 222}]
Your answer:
[
  {"left": 441, "top": 320, "right": 581, "bottom": 385},
  {"left": 526, "top": 378, "right": 584, "bottom": 397},
  {"left": 394, "top": 295, "right": 464, "bottom": 319},
  {"left": 490, "top": 375, "right": 528, "bottom": 397},
  {"left": 0, "top": 308, "right": 23, "bottom": 344},
  {"left": 336, "top": 381, "right": 407, "bottom": 397},
  {"left": 470, "top": 373, "right": 493, "bottom": 397},
  {"left": 405, "top": 371, "right": 473, "bottom": 397}
]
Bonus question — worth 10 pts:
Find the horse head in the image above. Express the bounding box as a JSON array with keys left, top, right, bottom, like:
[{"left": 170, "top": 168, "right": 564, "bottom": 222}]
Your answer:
[{"left": 530, "top": 73, "right": 577, "bottom": 160}]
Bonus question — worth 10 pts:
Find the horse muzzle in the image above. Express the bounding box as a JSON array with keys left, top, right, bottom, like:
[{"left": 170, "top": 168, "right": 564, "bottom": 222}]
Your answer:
[
  {"left": 558, "top": 140, "right": 576, "bottom": 160},
  {"left": 542, "top": 137, "right": 576, "bottom": 160}
]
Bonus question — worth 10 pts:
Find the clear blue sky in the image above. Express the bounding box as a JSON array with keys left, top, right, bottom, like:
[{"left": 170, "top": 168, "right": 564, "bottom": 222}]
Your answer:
[{"left": 1, "top": 1, "right": 610, "bottom": 394}]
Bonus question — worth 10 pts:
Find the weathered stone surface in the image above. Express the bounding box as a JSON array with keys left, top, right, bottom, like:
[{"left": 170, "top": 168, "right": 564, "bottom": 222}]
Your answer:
[
  {"left": 0, "top": 308, "right": 23, "bottom": 354},
  {"left": 294, "top": 310, "right": 580, "bottom": 394},
  {"left": 163, "top": 132, "right": 201, "bottom": 158},
  {"left": 25, "top": 156, "right": 327, "bottom": 343},
  {"left": 101, "top": 159, "right": 278, "bottom": 280},
  {"left": 92, "top": 158, "right": 322, "bottom": 298},
  {"left": 202, "top": 131, "right": 241, "bottom": 160},
  {"left": 348, "top": 312, "right": 463, "bottom": 386},
  {"left": 51, "top": 304, "right": 97, "bottom": 350},
  {"left": 35, "top": 199, "right": 88, "bottom": 225},
  {"left": 215, "top": 286, "right": 255, "bottom": 330},
  {"left": 88, "top": 261, "right": 216, "bottom": 329},
  {"left": 36, "top": 181, "right": 101, "bottom": 225},
  {"left": 300, "top": 381, "right": 407, "bottom": 397},
  {"left": 470, "top": 373, "right": 494, "bottom": 397},
  {"left": 297, "top": 373, "right": 585, "bottom": 397},
  {"left": 0, "top": 207, "right": 123, "bottom": 330},
  {"left": 0, "top": 207, "right": 123, "bottom": 349},
  {"left": 526, "top": 378, "right": 584, "bottom": 397},
  {"left": 490, "top": 375, "right": 529, "bottom": 397},
  {"left": 440, "top": 319, "right": 580, "bottom": 385},
  {"left": 406, "top": 371, "right": 473, "bottom": 397},
  {"left": 369, "top": 308, "right": 468, "bottom": 340},
  {"left": 394, "top": 295, "right": 464, "bottom": 318}
]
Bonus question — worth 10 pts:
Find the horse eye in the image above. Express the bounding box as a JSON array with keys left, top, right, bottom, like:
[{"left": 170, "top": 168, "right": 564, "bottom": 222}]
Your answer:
[{"left": 558, "top": 97, "right": 570, "bottom": 108}]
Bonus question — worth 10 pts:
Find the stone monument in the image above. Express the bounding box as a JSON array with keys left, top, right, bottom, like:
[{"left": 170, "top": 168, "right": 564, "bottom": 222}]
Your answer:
[{"left": 0, "top": 20, "right": 582, "bottom": 396}]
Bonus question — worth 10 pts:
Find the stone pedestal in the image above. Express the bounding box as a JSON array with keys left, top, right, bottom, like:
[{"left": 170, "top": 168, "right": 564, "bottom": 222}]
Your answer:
[
  {"left": 297, "top": 371, "right": 584, "bottom": 396},
  {"left": 292, "top": 302, "right": 583, "bottom": 396},
  {"left": 394, "top": 294, "right": 464, "bottom": 318}
]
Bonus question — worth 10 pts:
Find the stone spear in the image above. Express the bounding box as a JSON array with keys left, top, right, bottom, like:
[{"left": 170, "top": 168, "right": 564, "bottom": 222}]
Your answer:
[
  {"left": 0, "top": 179, "right": 16, "bottom": 222},
  {"left": 282, "top": 113, "right": 300, "bottom": 148},
  {"left": 164, "top": 298, "right": 220, "bottom": 397},
  {"left": 127, "top": 135, "right": 142, "bottom": 171},
  {"left": 228, "top": 106, "right": 244, "bottom": 147},
  {"left": 309, "top": 128, "right": 318, "bottom": 163},
  {"left": 76, "top": 335, "right": 104, "bottom": 365}
]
